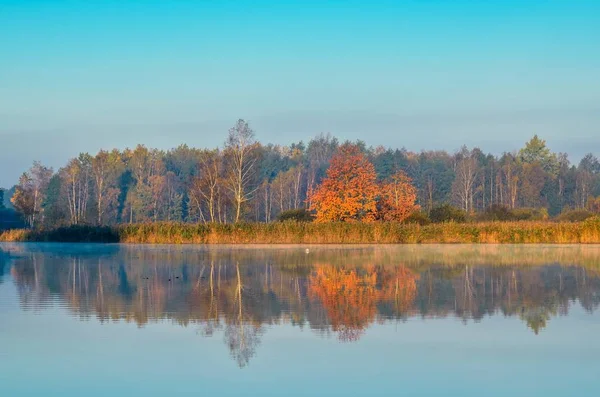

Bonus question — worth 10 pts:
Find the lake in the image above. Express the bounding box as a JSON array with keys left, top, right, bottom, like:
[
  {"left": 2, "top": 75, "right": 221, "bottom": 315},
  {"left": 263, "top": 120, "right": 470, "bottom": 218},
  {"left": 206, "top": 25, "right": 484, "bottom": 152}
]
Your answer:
[{"left": 1, "top": 243, "right": 599, "bottom": 396}]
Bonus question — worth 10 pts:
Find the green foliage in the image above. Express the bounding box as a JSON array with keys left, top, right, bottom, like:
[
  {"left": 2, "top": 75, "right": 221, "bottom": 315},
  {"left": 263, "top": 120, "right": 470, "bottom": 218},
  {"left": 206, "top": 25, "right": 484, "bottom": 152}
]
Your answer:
[
  {"left": 276, "top": 209, "right": 315, "bottom": 222},
  {"left": 510, "top": 207, "right": 549, "bottom": 221},
  {"left": 42, "top": 174, "right": 67, "bottom": 227},
  {"left": 519, "top": 135, "right": 559, "bottom": 175},
  {"left": 429, "top": 204, "right": 467, "bottom": 223}
]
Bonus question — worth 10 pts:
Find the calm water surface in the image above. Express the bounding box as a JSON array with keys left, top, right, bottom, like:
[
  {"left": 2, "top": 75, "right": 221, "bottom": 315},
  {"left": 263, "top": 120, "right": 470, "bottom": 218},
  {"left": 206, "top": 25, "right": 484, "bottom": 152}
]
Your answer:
[{"left": 1, "top": 243, "right": 599, "bottom": 396}]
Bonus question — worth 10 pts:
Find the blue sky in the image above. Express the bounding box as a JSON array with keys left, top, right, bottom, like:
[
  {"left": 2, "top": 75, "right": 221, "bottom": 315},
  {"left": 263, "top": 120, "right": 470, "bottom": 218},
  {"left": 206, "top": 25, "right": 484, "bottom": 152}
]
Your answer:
[{"left": 1, "top": 0, "right": 599, "bottom": 186}]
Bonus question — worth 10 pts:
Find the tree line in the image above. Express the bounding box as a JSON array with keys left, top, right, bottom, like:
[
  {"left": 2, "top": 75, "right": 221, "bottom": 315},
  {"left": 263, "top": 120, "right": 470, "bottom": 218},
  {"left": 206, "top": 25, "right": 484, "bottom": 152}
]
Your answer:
[{"left": 3, "top": 119, "right": 600, "bottom": 229}]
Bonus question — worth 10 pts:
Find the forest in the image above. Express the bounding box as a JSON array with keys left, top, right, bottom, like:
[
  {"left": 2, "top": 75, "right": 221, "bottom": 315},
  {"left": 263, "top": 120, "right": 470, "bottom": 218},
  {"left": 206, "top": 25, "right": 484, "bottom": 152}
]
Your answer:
[{"left": 2, "top": 119, "right": 600, "bottom": 231}]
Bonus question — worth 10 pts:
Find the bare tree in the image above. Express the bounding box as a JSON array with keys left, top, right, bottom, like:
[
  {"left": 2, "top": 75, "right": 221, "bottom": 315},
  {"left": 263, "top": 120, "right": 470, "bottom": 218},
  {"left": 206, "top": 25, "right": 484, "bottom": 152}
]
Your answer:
[
  {"left": 190, "top": 150, "right": 222, "bottom": 223},
  {"left": 502, "top": 155, "right": 520, "bottom": 209},
  {"left": 224, "top": 119, "right": 259, "bottom": 223},
  {"left": 452, "top": 147, "right": 478, "bottom": 212}
]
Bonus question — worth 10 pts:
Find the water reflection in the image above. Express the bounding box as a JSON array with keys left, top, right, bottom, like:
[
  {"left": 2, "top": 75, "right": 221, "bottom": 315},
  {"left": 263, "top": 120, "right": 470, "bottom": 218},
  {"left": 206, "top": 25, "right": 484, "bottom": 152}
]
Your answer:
[{"left": 1, "top": 243, "right": 600, "bottom": 367}]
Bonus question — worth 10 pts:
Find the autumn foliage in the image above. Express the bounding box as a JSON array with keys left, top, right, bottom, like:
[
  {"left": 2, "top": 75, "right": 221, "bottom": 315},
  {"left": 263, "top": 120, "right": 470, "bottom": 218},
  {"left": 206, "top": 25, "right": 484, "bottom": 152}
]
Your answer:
[
  {"left": 378, "top": 171, "right": 419, "bottom": 222},
  {"left": 309, "top": 144, "right": 419, "bottom": 223},
  {"left": 309, "top": 144, "right": 379, "bottom": 222},
  {"left": 309, "top": 264, "right": 419, "bottom": 341}
]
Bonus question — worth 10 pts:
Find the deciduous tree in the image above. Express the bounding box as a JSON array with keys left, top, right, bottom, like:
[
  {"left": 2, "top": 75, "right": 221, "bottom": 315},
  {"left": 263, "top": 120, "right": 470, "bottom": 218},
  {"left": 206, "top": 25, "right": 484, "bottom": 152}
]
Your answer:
[
  {"left": 452, "top": 147, "right": 478, "bottom": 213},
  {"left": 378, "top": 170, "right": 419, "bottom": 222},
  {"left": 11, "top": 162, "right": 53, "bottom": 227},
  {"left": 224, "top": 119, "right": 259, "bottom": 223},
  {"left": 309, "top": 144, "right": 378, "bottom": 222},
  {"left": 61, "top": 154, "right": 93, "bottom": 225},
  {"left": 92, "top": 149, "right": 124, "bottom": 224}
]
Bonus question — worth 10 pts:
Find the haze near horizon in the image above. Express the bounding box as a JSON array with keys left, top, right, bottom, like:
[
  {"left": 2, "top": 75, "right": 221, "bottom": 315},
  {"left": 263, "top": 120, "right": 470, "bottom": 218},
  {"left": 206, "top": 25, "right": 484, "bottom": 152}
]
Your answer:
[{"left": 1, "top": 0, "right": 599, "bottom": 187}]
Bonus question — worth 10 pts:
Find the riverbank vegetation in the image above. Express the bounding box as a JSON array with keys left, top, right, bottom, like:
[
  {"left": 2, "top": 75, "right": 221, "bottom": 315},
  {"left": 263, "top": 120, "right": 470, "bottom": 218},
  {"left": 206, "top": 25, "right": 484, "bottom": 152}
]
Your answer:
[{"left": 2, "top": 218, "right": 600, "bottom": 244}]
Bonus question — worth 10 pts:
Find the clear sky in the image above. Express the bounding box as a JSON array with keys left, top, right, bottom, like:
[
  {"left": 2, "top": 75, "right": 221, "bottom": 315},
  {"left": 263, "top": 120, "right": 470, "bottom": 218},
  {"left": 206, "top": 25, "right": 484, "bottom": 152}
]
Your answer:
[{"left": 1, "top": 0, "right": 599, "bottom": 187}]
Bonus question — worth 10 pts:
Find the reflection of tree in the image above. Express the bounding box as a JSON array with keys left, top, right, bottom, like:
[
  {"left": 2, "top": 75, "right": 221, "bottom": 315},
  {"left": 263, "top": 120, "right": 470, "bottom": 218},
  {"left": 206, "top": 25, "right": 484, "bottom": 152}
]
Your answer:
[
  {"left": 3, "top": 244, "right": 600, "bottom": 365},
  {"left": 379, "top": 266, "right": 419, "bottom": 316},
  {"left": 199, "top": 261, "right": 221, "bottom": 337},
  {"left": 308, "top": 264, "right": 419, "bottom": 341},
  {"left": 309, "top": 265, "right": 378, "bottom": 341},
  {"left": 224, "top": 263, "right": 262, "bottom": 367},
  {"left": 519, "top": 306, "right": 557, "bottom": 335}
]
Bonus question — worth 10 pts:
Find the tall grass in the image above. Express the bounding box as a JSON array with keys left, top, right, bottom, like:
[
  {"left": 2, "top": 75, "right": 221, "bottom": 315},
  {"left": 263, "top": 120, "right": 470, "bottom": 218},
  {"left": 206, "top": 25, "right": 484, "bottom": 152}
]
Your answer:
[{"left": 2, "top": 218, "right": 600, "bottom": 244}]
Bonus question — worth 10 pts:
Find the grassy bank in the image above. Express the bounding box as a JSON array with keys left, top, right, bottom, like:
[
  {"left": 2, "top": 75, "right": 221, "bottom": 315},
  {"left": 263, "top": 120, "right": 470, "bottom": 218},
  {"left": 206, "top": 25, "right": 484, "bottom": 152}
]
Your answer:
[{"left": 2, "top": 218, "right": 600, "bottom": 244}]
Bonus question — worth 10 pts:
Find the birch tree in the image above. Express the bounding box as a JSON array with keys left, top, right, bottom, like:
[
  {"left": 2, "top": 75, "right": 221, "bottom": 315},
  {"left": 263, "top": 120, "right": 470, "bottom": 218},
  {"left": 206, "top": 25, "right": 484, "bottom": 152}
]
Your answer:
[
  {"left": 92, "top": 149, "right": 124, "bottom": 225},
  {"left": 61, "top": 154, "right": 92, "bottom": 225},
  {"left": 452, "top": 147, "right": 478, "bottom": 213},
  {"left": 224, "top": 119, "right": 259, "bottom": 223},
  {"left": 189, "top": 150, "right": 222, "bottom": 223}
]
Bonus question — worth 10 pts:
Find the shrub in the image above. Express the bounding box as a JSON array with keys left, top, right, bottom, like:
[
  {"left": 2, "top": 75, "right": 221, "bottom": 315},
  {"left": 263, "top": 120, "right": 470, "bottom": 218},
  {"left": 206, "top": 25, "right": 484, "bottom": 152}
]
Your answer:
[
  {"left": 511, "top": 208, "right": 548, "bottom": 221},
  {"left": 477, "top": 205, "right": 514, "bottom": 221},
  {"left": 276, "top": 209, "right": 315, "bottom": 222},
  {"left": 583, "top": 215, "right": 600, "bottom": 227},
  {"left": 403, "top": 210, "right": 431, "bottom": 225},
  {"left": 0, "top": 208, "right": 25, "bottom": 231},
  {"left": 477, "top": 205, "right": 549, "bottom": 222},
  {"left": 34, "top": 225, "right": 119, "bottom": 243},
  {"left": 429, "top": 204, "right": 467, "bottom": 223},
  {"left": 556, "top": 209, "right": 594, "bottom": 223}
]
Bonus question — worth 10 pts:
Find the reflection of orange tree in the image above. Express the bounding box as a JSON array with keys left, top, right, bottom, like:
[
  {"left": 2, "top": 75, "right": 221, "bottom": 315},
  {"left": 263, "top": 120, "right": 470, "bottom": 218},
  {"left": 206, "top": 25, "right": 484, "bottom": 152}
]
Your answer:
[
  {"left": 308, "top": 264, "right": 419, "bottom": 342},
  {"left": 309, "top": 265, "right": 378, "bottom": 341},
  {"left": 379, "top": 266, "right": 420, "bottom": 315}
]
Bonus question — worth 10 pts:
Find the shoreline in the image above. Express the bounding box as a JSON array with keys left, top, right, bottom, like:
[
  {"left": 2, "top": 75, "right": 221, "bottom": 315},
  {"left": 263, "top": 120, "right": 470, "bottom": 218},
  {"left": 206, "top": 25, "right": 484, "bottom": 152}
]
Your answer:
[{"left": 2, "top": 219, "right": 600, "bottom": 244}]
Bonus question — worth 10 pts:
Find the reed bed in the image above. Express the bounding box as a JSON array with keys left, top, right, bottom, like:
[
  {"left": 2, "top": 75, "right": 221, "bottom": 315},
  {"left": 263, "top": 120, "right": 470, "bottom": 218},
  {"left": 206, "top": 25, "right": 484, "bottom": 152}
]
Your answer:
[{"left": 2, "top": 218, "right": 600, "bottom": 244}]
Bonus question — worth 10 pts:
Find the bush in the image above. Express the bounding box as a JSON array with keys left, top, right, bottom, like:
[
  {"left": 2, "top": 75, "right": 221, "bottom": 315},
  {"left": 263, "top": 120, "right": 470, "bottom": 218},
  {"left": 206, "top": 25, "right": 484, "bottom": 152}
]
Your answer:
[
  {"left": 556, "top": 209, "right": 594, "bottom": 223},
  {"left": 403, "top": 210, "right": 431, "bottom": 225},
  {"left": 276, "top": 209, "right": 315, "bottom": 222},
  {"left": 477, "top": 205, "right": 514, "bottom": 221},
  {"left": 477, "top": 205, "right": 548, "bottom": 222},
  {"left": 429, "top": 204, "right": 467, "bottom": 223},
  {"left": 34, "top": 225, "right": 119, "bottom": 243},
  {"left": 0, "top": 208, "right": 25, "bottom": 231},
  {"left": 511, "top": 207, "right": 548, "bottom": 221},
  {"left": 583, "top": 215, "right": 600, "bottom": 228}
]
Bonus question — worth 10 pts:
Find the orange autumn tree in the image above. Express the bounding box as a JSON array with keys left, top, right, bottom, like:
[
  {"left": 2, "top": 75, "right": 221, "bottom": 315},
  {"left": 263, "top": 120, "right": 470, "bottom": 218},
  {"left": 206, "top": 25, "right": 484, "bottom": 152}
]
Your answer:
[
  {"left": 378, "top": 170, "right": 419, "bottom": 222},
  {"left": 309, "top": 144, "right": 378, "bottom": 222}
]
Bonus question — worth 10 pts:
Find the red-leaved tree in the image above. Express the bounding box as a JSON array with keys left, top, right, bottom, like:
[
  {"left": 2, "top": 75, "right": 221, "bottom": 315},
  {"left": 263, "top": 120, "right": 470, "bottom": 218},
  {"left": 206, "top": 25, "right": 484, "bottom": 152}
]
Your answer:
[{"left": 309, "top": 144, "right": 378, "bottom": 222}]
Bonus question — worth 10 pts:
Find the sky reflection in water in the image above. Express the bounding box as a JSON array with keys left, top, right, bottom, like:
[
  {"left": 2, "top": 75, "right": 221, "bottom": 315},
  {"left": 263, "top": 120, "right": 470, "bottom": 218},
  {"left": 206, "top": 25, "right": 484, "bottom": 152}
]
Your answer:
[{"left": 1, "top": 243, "right": 599, "bottom": 396}]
